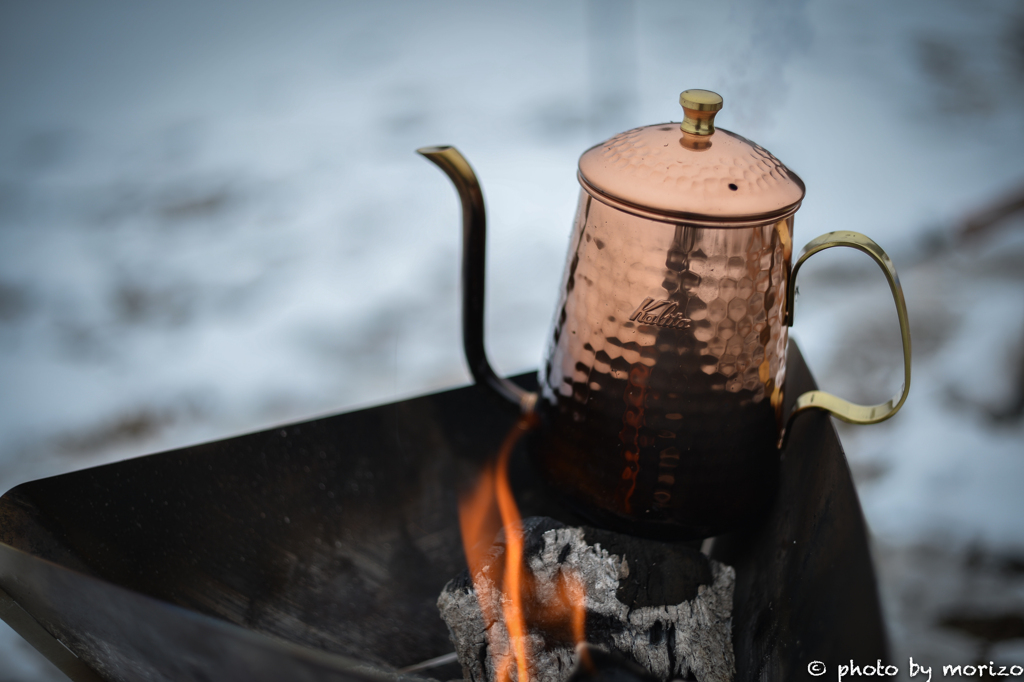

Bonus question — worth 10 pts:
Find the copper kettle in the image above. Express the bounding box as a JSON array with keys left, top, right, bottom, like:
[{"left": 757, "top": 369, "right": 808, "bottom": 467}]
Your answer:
[{"left": 419, "top": 89, "right": 911, "bottom": 539}]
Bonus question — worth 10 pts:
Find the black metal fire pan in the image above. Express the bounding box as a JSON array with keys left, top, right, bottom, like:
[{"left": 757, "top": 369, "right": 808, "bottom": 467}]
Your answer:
[{"left": 0, "top": 342, "right": 887, "bottom": 681}]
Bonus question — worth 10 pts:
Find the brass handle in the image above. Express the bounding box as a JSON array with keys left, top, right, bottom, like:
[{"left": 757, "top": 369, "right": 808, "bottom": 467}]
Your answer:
[{"left": 785, "top": 231, "right": 912, "bottom": 425}]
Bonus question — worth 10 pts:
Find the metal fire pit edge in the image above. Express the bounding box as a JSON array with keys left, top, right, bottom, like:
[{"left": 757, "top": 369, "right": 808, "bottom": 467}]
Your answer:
[{"left": 0, "top": 342, "right": 888, "bottom": 682}]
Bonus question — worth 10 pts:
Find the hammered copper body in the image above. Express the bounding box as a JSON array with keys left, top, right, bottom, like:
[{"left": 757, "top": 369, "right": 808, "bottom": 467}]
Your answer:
[{"left": 535, "top": 198, "right": 793, "bottom": 538}]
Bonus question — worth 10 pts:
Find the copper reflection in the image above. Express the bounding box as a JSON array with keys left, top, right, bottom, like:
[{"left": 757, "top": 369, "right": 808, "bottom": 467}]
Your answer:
[{"left": 535, "top": 194, "right": 792, "bottom": 539}]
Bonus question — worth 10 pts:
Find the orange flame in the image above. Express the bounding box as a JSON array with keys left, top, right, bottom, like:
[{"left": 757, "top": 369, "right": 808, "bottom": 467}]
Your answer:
[
  {"left": 457, "top": 415, "right": 588, "bottom": 682},
  {"left": 494, "top": 422, "right": 531, "bottom": 682},
  {"left": 566, "top": 572, "right": 587, "bottom": 649}
]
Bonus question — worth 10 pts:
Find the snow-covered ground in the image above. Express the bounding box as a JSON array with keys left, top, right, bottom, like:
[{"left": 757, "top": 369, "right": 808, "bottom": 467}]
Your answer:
[{"left": 1, "top": 1, "right": 1022, "bottom": 678}]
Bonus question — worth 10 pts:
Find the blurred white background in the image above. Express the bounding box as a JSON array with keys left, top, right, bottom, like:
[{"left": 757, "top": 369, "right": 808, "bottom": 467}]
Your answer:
[{"left": 1, "top": 1, "right": 1023, "bottom": 678}]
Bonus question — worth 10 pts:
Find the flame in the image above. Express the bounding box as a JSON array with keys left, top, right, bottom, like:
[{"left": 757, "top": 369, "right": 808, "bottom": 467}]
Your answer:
[
  {"left": 495, "top": 418, "right": 530, "bottom": 682},
  {"left": 457, "top": 414, "right": 588, "bottom": 682}
]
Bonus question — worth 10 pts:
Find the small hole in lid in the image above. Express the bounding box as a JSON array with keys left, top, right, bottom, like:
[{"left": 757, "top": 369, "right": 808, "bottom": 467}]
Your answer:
[{"left": 728, "top": 183, "right": 738, "bottom": 191}]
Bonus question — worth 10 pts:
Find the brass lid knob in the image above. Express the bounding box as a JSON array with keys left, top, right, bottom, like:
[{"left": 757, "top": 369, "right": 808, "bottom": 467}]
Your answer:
[{"left": 679, "top": 89, "right": 723, "bottom": 136}]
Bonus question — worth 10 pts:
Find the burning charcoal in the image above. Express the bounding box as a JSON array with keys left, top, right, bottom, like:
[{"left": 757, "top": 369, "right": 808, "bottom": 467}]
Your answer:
[
  {"left": 566, "top": 644, "right": 661, "bottom": 682},
  {"left": 438, "top": 517, "right": 735, "bottom": 682}
]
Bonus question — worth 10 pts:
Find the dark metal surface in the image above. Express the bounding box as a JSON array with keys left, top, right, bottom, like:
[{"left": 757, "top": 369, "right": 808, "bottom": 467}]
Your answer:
[
  {"left": 0, "top": 343, "right": 886, "bottom": 681},
  {"left": 0, "top": 585, "right": 104, "bottom": 682},
  {"left": 713, "top": 343, "right": 891, "bottom": 681}
]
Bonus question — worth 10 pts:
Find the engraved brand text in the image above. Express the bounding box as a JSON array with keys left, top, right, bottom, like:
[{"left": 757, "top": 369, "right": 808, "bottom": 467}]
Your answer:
[{"left": 629, "top": 298, "right": 691, "bottom": 329}]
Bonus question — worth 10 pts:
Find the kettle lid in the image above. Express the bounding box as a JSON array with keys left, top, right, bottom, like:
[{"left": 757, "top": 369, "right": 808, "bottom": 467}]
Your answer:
[{"left": 577, "top": 90, "right": 806, "bottom": 225}]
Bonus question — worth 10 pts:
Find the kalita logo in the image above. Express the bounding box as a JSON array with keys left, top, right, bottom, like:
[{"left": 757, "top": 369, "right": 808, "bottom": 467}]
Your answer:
[{"left": 628, "top": 298, "right": 691, "bottom": 329}]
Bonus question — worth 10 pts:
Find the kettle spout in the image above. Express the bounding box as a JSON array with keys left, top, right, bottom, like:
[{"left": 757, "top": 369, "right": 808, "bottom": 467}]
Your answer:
[{"left": 417, "top": 145, "right": 537, "bottom": 414}]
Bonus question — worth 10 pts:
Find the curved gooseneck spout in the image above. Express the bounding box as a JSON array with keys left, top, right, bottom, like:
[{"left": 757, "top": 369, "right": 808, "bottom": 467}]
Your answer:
[{"left": 417, "top": 145, "right": 537, "bottom": 414}]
